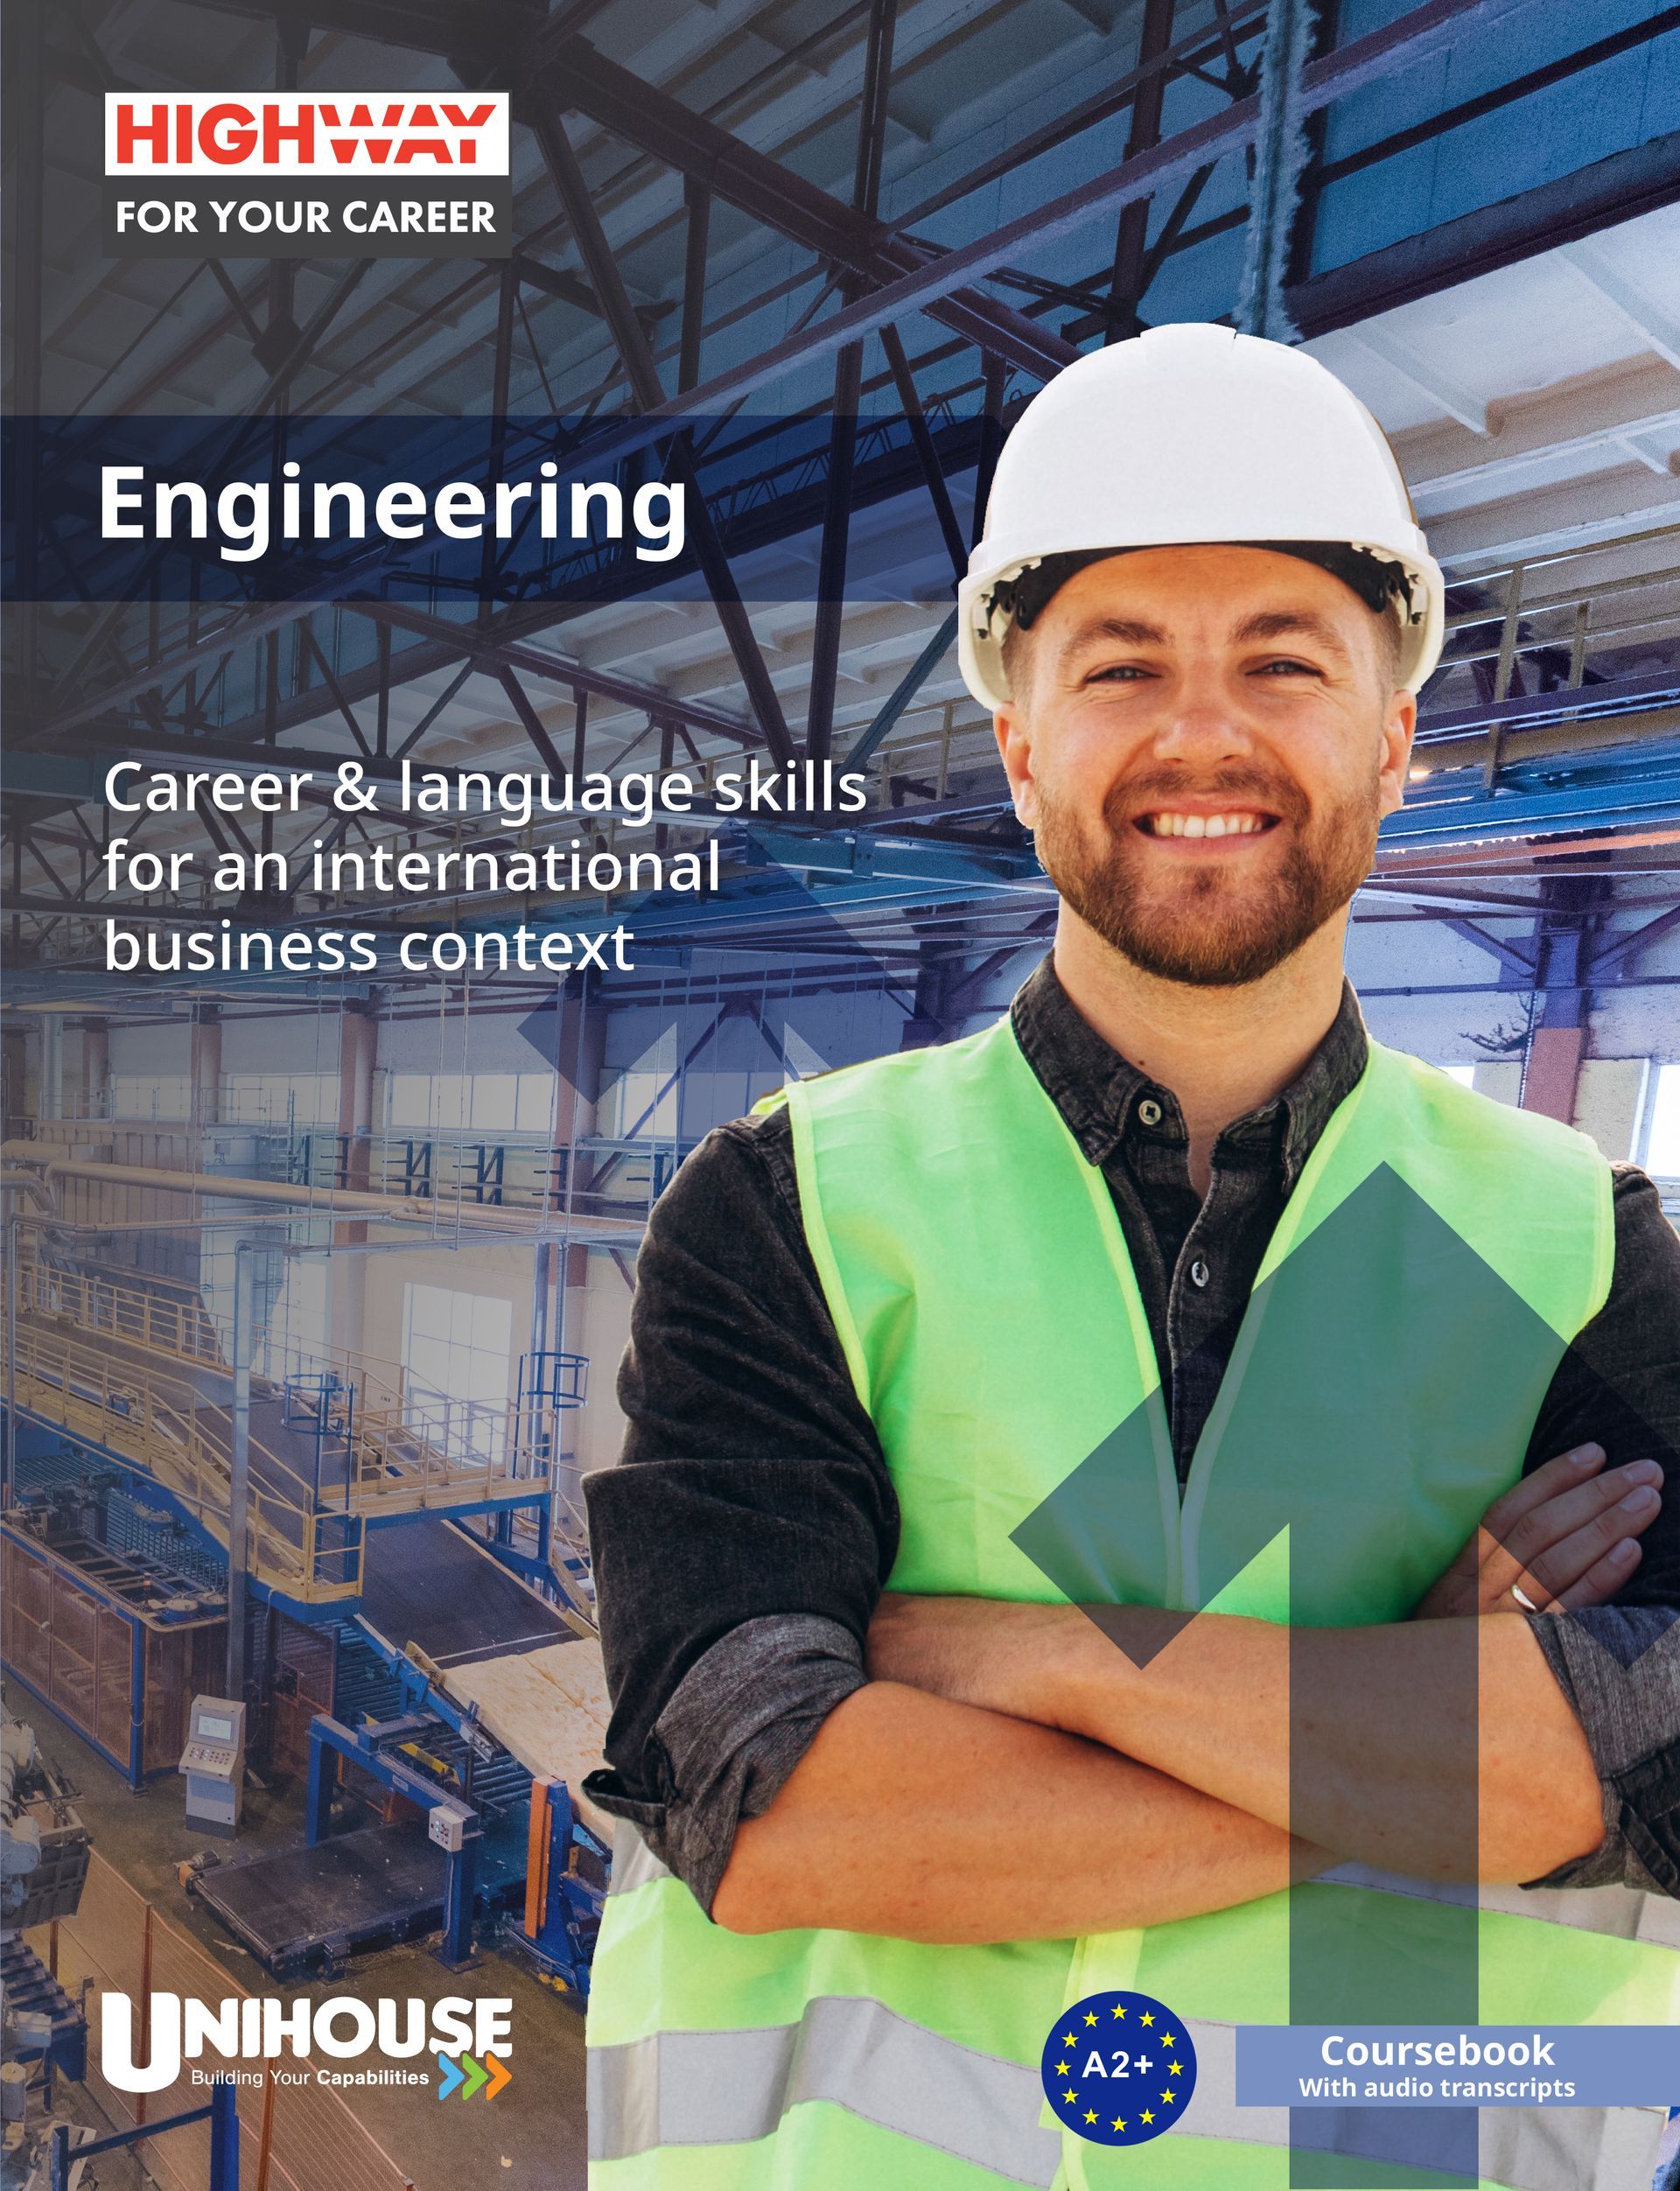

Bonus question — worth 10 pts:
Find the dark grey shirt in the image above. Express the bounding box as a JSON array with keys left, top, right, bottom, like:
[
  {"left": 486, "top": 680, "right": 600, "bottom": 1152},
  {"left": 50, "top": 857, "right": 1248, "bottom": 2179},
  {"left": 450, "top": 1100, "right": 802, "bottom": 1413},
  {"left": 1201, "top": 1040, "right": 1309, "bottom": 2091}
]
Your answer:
[{"left": 585, "top": 961, "right": 1680, "bottom": 1912}]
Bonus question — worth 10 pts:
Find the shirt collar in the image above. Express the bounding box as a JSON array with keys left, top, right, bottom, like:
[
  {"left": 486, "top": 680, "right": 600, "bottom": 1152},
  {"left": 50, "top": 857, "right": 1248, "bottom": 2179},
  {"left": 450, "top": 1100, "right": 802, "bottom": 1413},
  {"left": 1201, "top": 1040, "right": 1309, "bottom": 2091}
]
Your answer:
[{"left": 1009, "top": 956, "right": 1369, "bottom": 1191}]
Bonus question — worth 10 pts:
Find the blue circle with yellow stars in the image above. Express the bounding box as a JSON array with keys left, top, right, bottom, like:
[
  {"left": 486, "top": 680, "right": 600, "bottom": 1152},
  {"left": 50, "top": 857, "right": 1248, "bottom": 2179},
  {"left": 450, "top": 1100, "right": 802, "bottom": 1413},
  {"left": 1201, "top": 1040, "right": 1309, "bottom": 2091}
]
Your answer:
[{"left": 1040, "top": 1990, "right": 1197, "bottom": 2146}]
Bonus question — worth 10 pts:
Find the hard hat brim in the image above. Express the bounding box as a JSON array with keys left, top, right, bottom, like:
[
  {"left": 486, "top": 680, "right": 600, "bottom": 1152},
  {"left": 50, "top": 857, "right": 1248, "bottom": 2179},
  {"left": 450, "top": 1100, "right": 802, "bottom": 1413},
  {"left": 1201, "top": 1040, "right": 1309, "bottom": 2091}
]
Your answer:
[{"left": 957, "top": 538, "right": 1446, "bottom": 710}]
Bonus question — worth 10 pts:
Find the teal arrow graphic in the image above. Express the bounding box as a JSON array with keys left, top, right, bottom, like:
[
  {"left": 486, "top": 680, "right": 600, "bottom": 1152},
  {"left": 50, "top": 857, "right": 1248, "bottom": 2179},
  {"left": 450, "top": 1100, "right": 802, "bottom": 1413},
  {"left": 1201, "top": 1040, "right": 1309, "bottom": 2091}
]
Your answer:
[
  {"left": 1012, "top": 1165, "right": 1583, "bottom": 1656},
  {"left": 1005, "top": 1161, "right": 1625, "bottom": 2188},
  {"left": 435, "top": 2053, "right": 465, "bottom": 2101}
]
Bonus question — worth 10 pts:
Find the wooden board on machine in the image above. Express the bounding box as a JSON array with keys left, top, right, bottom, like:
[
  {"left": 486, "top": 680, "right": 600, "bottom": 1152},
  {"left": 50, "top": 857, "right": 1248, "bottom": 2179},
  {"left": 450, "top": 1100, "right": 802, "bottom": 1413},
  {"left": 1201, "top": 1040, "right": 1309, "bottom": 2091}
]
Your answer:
[{"left": 444, "top": 1639, "right": 616, "bottom": 1844}]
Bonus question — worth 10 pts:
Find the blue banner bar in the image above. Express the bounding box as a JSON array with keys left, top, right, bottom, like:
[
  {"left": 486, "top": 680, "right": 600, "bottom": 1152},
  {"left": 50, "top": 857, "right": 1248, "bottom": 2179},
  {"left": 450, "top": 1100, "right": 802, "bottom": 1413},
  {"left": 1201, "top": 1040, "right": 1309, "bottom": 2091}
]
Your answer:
[{"left": 1236, "top": 2026, "right": 1680, "bottom": 2109}]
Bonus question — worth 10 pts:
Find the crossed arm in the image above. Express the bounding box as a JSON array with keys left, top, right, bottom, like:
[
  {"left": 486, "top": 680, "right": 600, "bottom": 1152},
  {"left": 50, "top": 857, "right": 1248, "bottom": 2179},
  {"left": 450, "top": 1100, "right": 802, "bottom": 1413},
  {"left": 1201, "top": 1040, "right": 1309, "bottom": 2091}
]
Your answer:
[{"left": 713, "top": 1446, "right": 1655, "bottom": 1941}]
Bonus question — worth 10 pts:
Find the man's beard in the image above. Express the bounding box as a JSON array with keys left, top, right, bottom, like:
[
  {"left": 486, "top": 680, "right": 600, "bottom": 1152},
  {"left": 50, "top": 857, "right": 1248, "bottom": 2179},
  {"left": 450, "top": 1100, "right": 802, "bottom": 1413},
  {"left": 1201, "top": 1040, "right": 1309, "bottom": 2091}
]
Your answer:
[{"left": 1032, "top": 763, "right": 1380, "bottom": 987}]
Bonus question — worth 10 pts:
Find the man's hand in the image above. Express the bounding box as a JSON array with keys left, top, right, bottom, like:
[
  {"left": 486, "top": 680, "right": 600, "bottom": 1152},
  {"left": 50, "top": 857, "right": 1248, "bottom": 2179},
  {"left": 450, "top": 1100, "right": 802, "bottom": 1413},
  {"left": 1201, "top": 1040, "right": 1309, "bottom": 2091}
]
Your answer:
[
  {"left": 865, "top": 1437, "right": 1666, "bottom": 1697},
  {"left": 1414, "top": 1442, "right": 1662, "bottom": 1620}
]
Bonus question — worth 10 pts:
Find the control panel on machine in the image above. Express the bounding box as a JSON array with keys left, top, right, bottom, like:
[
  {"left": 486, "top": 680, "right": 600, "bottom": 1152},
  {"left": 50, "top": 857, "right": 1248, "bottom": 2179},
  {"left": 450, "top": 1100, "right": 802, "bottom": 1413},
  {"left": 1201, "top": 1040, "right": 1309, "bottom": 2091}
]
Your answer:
[{"left": 180, "top": 1697, "right": 247, "bottom": 1836}]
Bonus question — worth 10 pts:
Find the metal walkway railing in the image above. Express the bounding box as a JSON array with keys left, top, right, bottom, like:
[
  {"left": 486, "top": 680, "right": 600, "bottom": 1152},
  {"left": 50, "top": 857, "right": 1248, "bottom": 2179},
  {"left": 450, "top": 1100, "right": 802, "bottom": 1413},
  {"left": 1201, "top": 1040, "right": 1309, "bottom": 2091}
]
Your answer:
[
  {"left": 9, "top": 1258, "right": 556, "bottom": 1606},
  {"left": 3, "top": 1315, "right": 358, "bottom": 1602}
]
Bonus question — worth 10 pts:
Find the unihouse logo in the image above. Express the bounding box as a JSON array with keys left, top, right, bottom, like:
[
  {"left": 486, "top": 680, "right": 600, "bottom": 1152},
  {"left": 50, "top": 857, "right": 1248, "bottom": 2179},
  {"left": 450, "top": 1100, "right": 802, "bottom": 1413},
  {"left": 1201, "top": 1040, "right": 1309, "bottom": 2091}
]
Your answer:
[
  {"left": 102, "top": 93, "right": 512, "bottom": 260},
  {"left": 100, "top": 1992, "right": 514, "bottom": 2096}
]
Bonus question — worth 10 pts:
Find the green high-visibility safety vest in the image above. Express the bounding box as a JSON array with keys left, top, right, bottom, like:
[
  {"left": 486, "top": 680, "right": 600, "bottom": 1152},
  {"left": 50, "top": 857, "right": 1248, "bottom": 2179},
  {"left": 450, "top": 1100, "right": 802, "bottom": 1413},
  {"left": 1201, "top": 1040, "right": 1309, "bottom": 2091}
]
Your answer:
[{"left": 587, "top": 1017, "right": 1680, "bottom": 2191}]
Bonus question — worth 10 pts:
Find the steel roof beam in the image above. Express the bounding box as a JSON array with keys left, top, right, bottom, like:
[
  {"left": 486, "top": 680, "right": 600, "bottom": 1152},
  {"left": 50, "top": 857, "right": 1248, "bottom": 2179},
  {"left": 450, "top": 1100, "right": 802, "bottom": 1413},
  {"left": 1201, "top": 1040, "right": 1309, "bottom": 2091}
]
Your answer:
[
  {"left": 1588, "top": 900, "right": 1680, "bottom": 976},
  {"left": 175, "top": 3, "right": 1075, "bottom": 382},
  {"left": 532, "top": 33, "right": 1076, "bottom": 386},
  {"left": 1292, "top": 127, "right": 1680, "bottom": 337},
  {"left": 530, "top": 102, "right": 797, "bottom": 765},
  {"left": 355, "top": 602, "right": 758, "bottom": 747},
  {"left": 205, "top": 0, "right": 534, "bottom": 66},
  {"left": 807, "top": 0, "right": 899, "bottom": 766},
  {"left": 495, "top": 663, "right": 570, "bottom": 779},
  {"left": 47, "top": 597, "right": 759, "bottom": 762},
  {"left": 543, "top": 0, "right": 1531, "bottom": 475},
  {"left": 1105, "top": 0, "right": 1179, "bottom": 344}
]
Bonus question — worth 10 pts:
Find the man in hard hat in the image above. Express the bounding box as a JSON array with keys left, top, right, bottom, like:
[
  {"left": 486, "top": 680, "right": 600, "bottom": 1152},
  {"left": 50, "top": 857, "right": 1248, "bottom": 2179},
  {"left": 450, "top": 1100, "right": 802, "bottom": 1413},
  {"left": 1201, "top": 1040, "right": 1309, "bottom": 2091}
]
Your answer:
[{"left": 582, "top": 326, "right": 1680, "bottom": 2190}]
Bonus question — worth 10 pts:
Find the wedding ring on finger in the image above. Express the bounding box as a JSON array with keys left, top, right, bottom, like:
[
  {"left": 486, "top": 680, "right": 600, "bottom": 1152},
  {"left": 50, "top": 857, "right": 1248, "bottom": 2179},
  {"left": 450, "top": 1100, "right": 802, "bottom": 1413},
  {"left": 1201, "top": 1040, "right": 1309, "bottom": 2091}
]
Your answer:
[{"left": 1509, "top": 1582, "right": 1541, "bottom": 1612}]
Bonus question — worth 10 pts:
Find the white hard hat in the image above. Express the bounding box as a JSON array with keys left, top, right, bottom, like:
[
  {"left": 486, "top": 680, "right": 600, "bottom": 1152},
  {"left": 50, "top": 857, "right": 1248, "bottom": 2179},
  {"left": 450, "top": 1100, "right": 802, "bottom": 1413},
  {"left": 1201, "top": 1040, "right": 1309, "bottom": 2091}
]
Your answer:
[{"left": 957, "top": 323, "right": 1445, "bottom": 707}]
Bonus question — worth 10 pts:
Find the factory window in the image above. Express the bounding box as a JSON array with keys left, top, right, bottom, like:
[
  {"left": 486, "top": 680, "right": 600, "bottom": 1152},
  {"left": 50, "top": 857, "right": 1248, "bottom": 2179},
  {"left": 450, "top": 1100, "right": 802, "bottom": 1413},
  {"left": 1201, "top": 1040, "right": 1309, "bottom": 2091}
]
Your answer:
[
  {"left": 596, "top": 1025, "right": 825, "bottom": 1143},
  {"left": 256, "top": 1258, "right": 331, "bottom": 1381},
  {"left": 598, "top": 1032, "right": 680, "bottom": 1139},
  {"left": 1642, "top": 1064, "right": 1680, "bottom": 1177},
  {"left": 108, "top": 1074, "right": 192, "bottom": 1119},
  {"left": 387, "top": 1071, "right": 553, "bottom": 1134},
  {"left": 401, "top": 1284, "right": 513, "bottom": 1463},
  {"left": 219, "top": 1071, "right": 339, "bottom": 1125},
  {"left": 198, "top": 1240, "right": 331, "bottom": 1380}
]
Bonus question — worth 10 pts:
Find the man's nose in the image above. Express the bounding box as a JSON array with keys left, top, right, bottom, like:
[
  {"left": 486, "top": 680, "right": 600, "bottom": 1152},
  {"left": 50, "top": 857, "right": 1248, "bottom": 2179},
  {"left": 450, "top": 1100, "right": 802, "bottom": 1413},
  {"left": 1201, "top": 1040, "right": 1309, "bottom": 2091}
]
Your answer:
[{"left": 1151, "top": 672, "right": 1255, "bottom": 762}]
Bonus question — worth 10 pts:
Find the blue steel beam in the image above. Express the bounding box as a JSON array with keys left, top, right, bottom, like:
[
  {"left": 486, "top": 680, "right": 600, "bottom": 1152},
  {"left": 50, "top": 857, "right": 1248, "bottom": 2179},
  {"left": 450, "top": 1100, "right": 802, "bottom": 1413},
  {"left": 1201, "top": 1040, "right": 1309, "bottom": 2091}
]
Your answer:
[
  {"left": 1383, "top": 764, "right": 1680, "bottom": 850},
  {"left": 1415, "top": 670, "right": 1680, "bottom": 746}
]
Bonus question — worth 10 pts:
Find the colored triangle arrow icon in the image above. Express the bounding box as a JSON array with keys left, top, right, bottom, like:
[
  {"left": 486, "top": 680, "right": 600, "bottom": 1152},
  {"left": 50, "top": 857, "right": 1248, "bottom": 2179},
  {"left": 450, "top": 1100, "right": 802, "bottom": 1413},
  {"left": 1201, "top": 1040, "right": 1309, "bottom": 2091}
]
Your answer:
[
  {"left": 459, "top": 2054, "right": 488, "bottom": 2100},
  {"left": 484, "top": 2053, "right": 512, "bottom": 2099},
  {"left": 436, "top": 2053, "right": 465, "bottom": 2101}
]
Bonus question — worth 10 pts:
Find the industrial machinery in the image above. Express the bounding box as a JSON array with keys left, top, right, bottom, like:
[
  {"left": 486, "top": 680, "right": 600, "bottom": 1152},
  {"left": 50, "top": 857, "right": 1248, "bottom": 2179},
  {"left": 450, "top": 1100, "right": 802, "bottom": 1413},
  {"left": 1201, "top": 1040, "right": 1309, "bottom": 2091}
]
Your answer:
[
  {"left": 0, "top": 1597, "right": 243, "bottom": 2186},
  {"left": 178, "top": 1697, "right": 246, "bottom": 1837},
  {"left": 512, "top": 1777, "right": 609, "bottom": 1999},
  {"left": 2, "top": 1462, "right": 227, "bottom": 1790},
  {"left": 1, "top": 1714, "right": 91, "bottom": 2191},
  {"left": 186, "top": 1628, "right": 594, "bottom": 1979}
]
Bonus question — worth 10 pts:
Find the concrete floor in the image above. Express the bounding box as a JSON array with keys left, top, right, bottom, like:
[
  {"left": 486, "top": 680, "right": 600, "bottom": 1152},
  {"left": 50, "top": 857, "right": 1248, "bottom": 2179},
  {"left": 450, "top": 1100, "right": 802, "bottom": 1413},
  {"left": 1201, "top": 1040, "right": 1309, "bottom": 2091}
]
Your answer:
[{"left": 4, "top": 1678, "right": 589, "bottom": 2191}]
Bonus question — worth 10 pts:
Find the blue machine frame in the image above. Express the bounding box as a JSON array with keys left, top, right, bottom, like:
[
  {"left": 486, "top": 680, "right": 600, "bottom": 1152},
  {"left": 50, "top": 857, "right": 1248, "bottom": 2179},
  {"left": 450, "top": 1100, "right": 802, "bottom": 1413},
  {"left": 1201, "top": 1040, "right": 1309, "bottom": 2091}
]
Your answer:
[
  {"left": 304, "top": 1710, "right": 483, "bottom": 1969},
  {"left": 48, "top": 2078, "right": 240, "bottom": 2191},
  {"left": 304, "top": 1628, "right": 608, "bottom": 1984}
]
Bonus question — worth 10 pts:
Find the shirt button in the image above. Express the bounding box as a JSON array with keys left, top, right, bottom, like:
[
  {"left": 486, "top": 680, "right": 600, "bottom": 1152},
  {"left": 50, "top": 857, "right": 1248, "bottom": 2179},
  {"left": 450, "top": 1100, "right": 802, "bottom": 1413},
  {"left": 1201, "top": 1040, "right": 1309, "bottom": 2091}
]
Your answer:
[
  {"left": 1190, "top": 1258, "right": 1210, "bottom": 1289},
  {"left": 1137, "top": 1098, "right": 1163, "bottom": 1128}
]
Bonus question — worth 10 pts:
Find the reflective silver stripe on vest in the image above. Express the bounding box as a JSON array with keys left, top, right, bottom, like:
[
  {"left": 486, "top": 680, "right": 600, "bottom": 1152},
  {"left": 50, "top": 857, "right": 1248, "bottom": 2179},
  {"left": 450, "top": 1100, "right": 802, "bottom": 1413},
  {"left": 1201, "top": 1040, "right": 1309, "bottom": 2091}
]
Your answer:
[
  {"left": 596, "top": 1852, "right": 1670, "bottom": 2189},
  {"left": 1485, "top": 2099, "right": 1666, "bottom": 2191},
  {"left": 1173, "top": 2019, "right": 1662, "bottom": 2191},
  {"left": 589, "top": 1997, "right": 1660, "bottom": 2191},
  {"left": 588, "top": 1993, "right": 1060, "bottom": 2185},
  {"left": 607, "top": 1825, "right": 670, "bottom": 1897},
  {"left": 1320, "top": 1861, "right": 1661, "bottom": 1942},
  {"left": 1637, "top": 1886, "right": 1680, "bottom": 1950}
]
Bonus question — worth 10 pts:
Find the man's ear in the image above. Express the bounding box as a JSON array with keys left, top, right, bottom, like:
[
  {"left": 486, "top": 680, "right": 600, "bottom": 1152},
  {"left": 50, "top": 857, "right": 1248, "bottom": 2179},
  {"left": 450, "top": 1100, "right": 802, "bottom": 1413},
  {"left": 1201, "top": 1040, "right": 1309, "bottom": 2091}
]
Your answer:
[
  {"left": 994, "top": 701, "right": 1039, "bottom": 829},
  {"left": 1376, "top": 688, "right": 1417, "bottom": 821}
]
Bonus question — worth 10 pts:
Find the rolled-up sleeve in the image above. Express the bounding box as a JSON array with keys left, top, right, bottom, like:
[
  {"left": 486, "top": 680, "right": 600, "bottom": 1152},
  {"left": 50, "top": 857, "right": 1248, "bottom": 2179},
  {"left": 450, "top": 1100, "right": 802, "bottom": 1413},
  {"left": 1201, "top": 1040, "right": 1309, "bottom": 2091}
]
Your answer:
[
  {"left": 582, "top": 1112, "right": 896, "bottom": 1912},
  {"left": 1522, "top": 1167, "right": 1680, "bottom": 1894},
  {"left": 1529, "top": 1608, "right": 1680, "bottom": 1892}
]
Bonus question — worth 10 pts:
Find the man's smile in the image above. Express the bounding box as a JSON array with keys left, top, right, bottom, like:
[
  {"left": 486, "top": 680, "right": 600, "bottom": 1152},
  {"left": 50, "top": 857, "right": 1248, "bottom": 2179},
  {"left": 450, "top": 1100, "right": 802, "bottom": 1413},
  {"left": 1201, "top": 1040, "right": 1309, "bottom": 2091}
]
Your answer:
[{"left": 1132, "top": 805, "right": 1281, "bottom": 844}]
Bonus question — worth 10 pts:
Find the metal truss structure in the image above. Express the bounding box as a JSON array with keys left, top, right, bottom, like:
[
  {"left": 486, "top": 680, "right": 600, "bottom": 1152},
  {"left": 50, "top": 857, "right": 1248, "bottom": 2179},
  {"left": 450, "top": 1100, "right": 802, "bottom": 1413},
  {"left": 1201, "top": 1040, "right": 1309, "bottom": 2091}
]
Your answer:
[{"left": 6, "top": 0, "right": 1680, "bottom": 1033}]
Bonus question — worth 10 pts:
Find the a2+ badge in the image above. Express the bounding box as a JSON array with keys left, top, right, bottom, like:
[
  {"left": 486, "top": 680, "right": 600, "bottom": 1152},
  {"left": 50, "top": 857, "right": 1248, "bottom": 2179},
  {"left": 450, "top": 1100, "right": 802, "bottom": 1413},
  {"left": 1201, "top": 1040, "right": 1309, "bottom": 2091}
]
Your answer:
[{"left": 1039, "top": 1989, "right": 1199, "bottom": 2147}]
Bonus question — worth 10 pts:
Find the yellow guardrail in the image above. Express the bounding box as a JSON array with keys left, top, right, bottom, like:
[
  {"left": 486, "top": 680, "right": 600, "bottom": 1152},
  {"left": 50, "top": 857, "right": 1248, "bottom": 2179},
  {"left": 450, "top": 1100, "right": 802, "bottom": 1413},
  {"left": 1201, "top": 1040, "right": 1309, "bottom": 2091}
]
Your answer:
[
  {"left": 2, "top": 1320, "right": 360, "bottom": 1603},
  {"left": 17, "top": 1256, "right": 226, "bottom": 1374},
  {"left": 15, "top": 1256, "right": 552, "bottom": 1528}
]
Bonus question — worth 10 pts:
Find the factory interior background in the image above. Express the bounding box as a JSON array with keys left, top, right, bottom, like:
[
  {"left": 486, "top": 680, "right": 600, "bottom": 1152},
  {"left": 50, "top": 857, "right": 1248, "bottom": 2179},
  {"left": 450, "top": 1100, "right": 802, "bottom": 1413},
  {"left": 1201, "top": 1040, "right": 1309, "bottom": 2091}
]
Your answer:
[{"left": 7, "top": 0, "right": 1680, "bottom": 2185}]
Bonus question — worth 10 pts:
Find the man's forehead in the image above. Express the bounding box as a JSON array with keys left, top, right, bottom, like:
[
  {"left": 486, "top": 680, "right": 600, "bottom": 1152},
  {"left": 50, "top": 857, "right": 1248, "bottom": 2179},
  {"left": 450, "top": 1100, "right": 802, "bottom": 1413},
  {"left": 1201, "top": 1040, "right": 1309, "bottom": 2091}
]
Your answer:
[{"left": 1046, "top": 551, "right": 1364, "bottom": 649}]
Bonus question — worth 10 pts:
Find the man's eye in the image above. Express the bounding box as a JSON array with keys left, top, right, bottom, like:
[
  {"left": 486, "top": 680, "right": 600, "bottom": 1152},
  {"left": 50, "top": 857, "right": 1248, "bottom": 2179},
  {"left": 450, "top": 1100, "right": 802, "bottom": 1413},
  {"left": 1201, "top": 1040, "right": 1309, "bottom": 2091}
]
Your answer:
[
  {"left": 1086, "top": 663, "right": 1152, "bottom": 683},
  {"left": 1256, "top": 657, "right": 1321, "bottom": 677}
]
